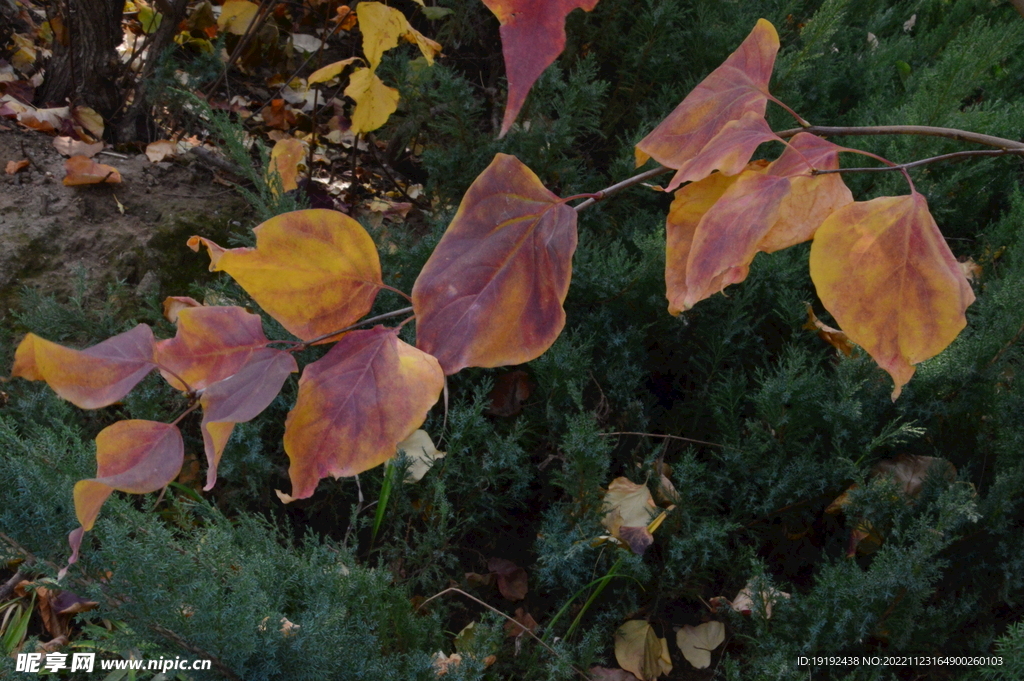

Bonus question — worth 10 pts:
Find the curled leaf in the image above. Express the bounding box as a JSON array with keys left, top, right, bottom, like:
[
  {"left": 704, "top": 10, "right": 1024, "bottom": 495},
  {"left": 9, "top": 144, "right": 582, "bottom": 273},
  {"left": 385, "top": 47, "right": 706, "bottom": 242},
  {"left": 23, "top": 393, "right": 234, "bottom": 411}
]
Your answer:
[
  {"left": 63, "top": 155, "right": 121, "bottom": 186},
  {"left": 345, "top": 67, "right": 400, "bottom": 135}
]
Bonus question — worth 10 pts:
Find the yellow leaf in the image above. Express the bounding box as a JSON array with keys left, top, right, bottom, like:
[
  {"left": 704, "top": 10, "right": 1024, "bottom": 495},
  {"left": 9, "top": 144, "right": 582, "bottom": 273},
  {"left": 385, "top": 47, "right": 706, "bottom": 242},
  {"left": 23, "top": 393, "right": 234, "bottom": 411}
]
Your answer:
[
  {"left": 676, "top": 622, "right": 725, "bottom": 669},
  {"left": 345, "top": 67, "right": 399, "bottom": 134},
  {"left": 308, "top": 56, "right": 361, "bottom": 85},
  {"left": 218, "top": 0, "right": 260, "bottom": 36},
  {"left": 268, "top": 137, "right": 305, "bottom": 193},
  {"left": 397, "top": 430, "right": 445, "bottom": 483},
  {"left": 357, "top": 1, "right": 441, "bottom": 69}
]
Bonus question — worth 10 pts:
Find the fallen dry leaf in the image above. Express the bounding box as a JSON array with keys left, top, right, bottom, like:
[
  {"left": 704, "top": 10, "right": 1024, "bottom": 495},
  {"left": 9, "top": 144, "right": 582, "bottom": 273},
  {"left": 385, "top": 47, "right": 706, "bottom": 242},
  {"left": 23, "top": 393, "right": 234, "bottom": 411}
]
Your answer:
[
  {"left": 5, "top": 159, "right": 29, "bottom": 174},
  {"left": 504, "top": 607, "right": 538, "bottom": 638},
  {"left": 589, "top": 667, "right": 640, "bottom": 681},
  {"left": 676, "top": 621, "right": 725, "bottom": 669},
  {"left": 485, "top": 370, "right": 532, "bottom": 417},
  {"left": 63, "top": 155, "right": 121, "bottom": 185},
  {"left": 872, "top": 453, "right": 956, "bottom": 498},
  {"left": 397, "top": 429, "right": 445, "bottom": 483},
  {"left": 727, "top": 580, "right": 790, "bottom": 618},
  {"left": 53, "top": 136, "right": 104, "bottom": 158},
  {"left": 614, "top": 620, "right": 672, "bottom": 681},
  {"left": 601, "top": 477, "right": 659, "bottom": 554},
  {"left": 432, "top": 651, "right": 462, "bottom": 676},
  {"left": 146, "top": 140, "right": 178, "bottom": 163},
  {"left": 488, "top": 557, "right": 528, "bottom": 601}
]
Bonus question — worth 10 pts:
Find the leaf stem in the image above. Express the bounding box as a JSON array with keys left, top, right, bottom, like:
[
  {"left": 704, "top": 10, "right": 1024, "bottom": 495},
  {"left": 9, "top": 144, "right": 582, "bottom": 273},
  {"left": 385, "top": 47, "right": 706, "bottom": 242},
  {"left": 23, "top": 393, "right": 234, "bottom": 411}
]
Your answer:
[
  {"left": 573, "top": 165, "right": 673, "bottom": 212},
  {"left": 813, "top": 148, "right": 1024, "bottom": 176},
  {"left": 290, "top": 306, "right": 414, "bottom": 348},
  {"left": 776, "top": 125, "right": 1024, "bottom": 151},
  {"left": 380, "top": 283, "right": 414, "bottom": 303},
  {"left": 767, "top": 94, "right": 811, "bottom": 128}
]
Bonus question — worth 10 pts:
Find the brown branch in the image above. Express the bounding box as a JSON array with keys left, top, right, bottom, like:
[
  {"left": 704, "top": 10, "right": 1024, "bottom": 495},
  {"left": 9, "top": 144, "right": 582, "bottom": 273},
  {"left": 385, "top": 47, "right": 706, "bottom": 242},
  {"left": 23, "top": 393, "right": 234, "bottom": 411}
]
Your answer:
[
  {"left": 573, "top": 165, "right": 673, "bottom": 212},
  {"left": 293, "top": 306, "right": 414, "bottom": 348},
  {"left": 776, "top": 125, "right": 1024, "bottom": 150},
  {"left": 811, "top": 149, "right": 1023, "bottom": 176},
  {"left": 416, "top": 587, "right": 593, "bottom": 681},
  {"left": 598, "top": 431, "right": 723, "bottom": 448}
]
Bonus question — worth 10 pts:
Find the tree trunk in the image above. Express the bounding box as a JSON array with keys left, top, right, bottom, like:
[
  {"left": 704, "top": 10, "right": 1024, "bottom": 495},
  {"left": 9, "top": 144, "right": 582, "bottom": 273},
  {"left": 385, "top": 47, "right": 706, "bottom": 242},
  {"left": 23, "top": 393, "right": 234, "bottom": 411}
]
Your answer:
[{"left": 37, "top": 0, "right": 125, "bottom": 122}]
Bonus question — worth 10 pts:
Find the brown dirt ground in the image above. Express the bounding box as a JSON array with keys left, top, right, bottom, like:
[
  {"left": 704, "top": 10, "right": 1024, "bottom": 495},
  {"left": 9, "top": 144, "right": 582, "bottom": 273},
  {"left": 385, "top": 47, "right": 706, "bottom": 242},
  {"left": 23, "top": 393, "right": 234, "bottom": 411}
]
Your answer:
[{"left": 0, "top": 127, "right": 251, "bottom": 320}]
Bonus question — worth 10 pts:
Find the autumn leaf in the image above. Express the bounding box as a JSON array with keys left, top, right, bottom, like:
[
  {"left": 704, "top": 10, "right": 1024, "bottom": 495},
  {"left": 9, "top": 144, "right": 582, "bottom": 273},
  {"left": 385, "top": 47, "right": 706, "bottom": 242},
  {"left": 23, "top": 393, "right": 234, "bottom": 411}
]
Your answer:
[
  {"left": 161, "top": 295, "right": 202, "bottom": 323},
  {"left": 614, "top": 620, "right": 672, "bottom": 681},
  {"left": 217, "top": 0, "right": 260, "bottom": 35},
  {"left": 5, "top": 159, "right": 29, "bottom": 174},
  {"left": 54, "top": 136, "right": 104, "bottom": 158},
  {"left": 345, "top": 67, "right": 400, "bottom": 135},
  {"left": 636, "top": 19, "right": 781, "bottom": 191},
  {"left": 412, "top": 153, "right": 577, "bottom": 374},
  {"left": 397, "top": 429, "right": 446, "bottom": 483},
  {"left": 268, "top": 137, "right": 304, "bottom": 193},
  {"left": 282, "top": 326, "right": 444, "bottom": 499},
  {"left": 153, "top": 306, "right": 274, "bottom": 391},
  {"left": 809, "top": 192, "right": 975, "bottom": 399},
  {"left": 73, "top": 420, "right": 184, "bottom": 533},
  {"left": 676, "top": 622, "right": 725, "bottom": 669},
  {"left": 11, "top": 325, "right": 155, "bottom": 409},
  {"left": 63, "top": 154, "right": 122, "bottom": 185},
  {"left": 357, "top": 1, "right": 441, "bottom": 70},
  {"left": 504, "top": 607, "right": 538, "bottom": 637},
  {"left": 189, "top": 209, "right": 383, "bottom": 342},
  {"left": 487, "top": 557, "right": 528, "bottom": 601},
  {"left": 665, "top": 134, "right": 852, "bottom": 313},
  {"left": 872, "top": 453, "right": 956, "bottom": 498},
  {"left": 725, "top": 580, "right": 790, "bottom": 618},
  {"left": 481, "top": 0, "right": 600, "bottom": 138},
  {"left": 600, "top": 477, "right": 660, "bottom": 555},
  {"left": 199, "top": 350, "right": 298, "bottom": 490},
  {"left": 308, "top": 56, "right": 360, "bottom": 85},
  {"left": 804, "top": 304, "right": 855, "bottom": 357}
]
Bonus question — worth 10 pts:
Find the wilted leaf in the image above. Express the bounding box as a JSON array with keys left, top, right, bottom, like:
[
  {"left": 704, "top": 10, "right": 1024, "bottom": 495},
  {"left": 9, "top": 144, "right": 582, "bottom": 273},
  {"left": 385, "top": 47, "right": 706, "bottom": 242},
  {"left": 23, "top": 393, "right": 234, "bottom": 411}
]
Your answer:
[
  {"left": 268, "top": 137, "right": 304, "bottom": 193},
  {"left": 636, "top": 19, "right": 781, "bottom": 191},
  {"left": 308, "top": 56, "right": 360, "bottom": 84},
  {"left": 485, "top": 370, "right": 531, "bottom": 417},
  {"left": 19, "top": 105, "right": 69, "bottom": 132},
  {"left": 63, "top": 155, "right": 121, "bottom": 186},
  {"left": 588, "top": 668, "right": 640, "bottom": 681},
  {"left": 481, "top": 0, "right": 600, "bottom": 138},
  {"left": 676, "top": 622, "right": 725, "bottom": 669},
  {"left": 809, "top": 192, "right": 975, "bottom": 399},
  {"left": 263, "top": 98, "right": 297, "bottom": 130},
  {"left": 282, "top": 326, "right": 444, "bottom": 499},
  {"left": 5, "top": 159, "right": 28, "bottom": 174},
  {"left": 345, "top": 67, "right": 399, "bottom": 135},
  {"left": 872, "top": 453, "right": 956, "bottom": 498},
  {"left": 614, "top": 620, "right": 672, "bottom": 681},
  {"left": 333, "top": 5, "right": 358, "bottom": 30},
  {"left": 602, "top": 477, "right": 657, "bottom": 532},
  {"left": 218, "top": 0, "right": 260, "bottom": 35},
  {"left": 74, "top": 420, "right": 184, "bottom": 532},
  {"left": 11, "top": 325, "right": 155, "bottom": 409},
  {"left": 291, "top": 33, "right": 323, "bottom": 54},
  {"left": 412, "top": 153, "right": 577, "bottom": 374},
  {"left": 397, "top": 429, "right": 446, "bottom": 483},
  {"left": 53, "top": 136, "right": 104, "bottom": 158},
  {"left": 804, "top": 304, "right": 854, "bottom": 357},
  {"left": 71, "top": 105, "right": 104, "bottom": 140},
  {"left": 727, "top": 581, "right": 790, "bottom": 618},
  {"left": 488, "top": 557, "right": 528, "bottom": 601},
  {"left": 357, "top": 1, "right": 440, "bottom": 70},
  {"left": 433, "top": 651, "right": 462, "bottom": 676},
  {"left": 189, "top": 209, "right": 383, "bottom": 342},
  {"left": 504, "top": 607, "right": 537, "bottom": 637},
  {"left": 145, "top": 140, "right": 177, "bottom": 163},
  {"left": 153, "top": 306, "right": 271, "bottom": 391}
]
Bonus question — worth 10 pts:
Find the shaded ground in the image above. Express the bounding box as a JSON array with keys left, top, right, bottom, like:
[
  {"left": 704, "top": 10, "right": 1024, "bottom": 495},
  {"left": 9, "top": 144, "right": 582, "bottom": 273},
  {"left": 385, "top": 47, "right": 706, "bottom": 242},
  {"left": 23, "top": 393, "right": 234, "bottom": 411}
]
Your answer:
[{"left": 0, "top": 128, "right": 250, "bottom": 317}]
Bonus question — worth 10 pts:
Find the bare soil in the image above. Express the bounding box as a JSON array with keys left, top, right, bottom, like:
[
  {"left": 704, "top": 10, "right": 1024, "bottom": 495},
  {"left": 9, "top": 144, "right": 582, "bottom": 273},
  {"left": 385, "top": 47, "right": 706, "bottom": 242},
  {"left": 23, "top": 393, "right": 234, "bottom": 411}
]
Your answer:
[{"left": 0, "top": 127, "right": 251, "bottom": 319}]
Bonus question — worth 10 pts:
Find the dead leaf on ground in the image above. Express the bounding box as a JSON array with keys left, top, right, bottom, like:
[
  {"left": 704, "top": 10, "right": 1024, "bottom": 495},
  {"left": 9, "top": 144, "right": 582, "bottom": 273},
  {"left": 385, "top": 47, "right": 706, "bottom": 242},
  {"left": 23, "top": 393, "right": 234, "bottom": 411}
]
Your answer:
[
  {"left": 487, "top": 557, "right": 528, "bottom": 601},
  {"left": 485, "top": 370, "right": 532, "bottom": 417},
  {"left": 504, "top": 607, "right": 538, "bottom": 638},
  {"left": 432, "top": 651, "right": 462, "bottom": 676},
  {"left": 614, "top": 620, "right": 672, "bottom": 681},
  {"left": 676, "top": 621, "right": 725, "bottom": 669},
  {"left": 601, "top": 477, "right": 660, "bottom": 555},
  {"left": 5, "top": 159, "right": 29, "bottom": 174},
  {"left": 146, "top": 140, "right": 179, "bottom": 163},
  {"left": 589, "top": 667, "right": 640, "bottom": 681},
  {"left": 63, "top": 155, "right": 121, "bottom": 185},
  {"left": 725, "top": 580, "right": 790, "bottom": 618},
  {"left": 53, "top": 136, "right": 104, "bottom": 158},
  {"left": 872, "top": 453, "right": 956, "bottom": 498},
  {"left": 397, "top": 429, "right": 445, "bottom": 483}
]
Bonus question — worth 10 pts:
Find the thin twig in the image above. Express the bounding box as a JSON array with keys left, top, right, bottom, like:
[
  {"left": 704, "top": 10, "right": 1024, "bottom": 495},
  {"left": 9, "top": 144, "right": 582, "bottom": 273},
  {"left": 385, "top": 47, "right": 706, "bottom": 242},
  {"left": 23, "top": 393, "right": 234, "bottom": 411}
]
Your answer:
[
  {"left": 416, "top": 587, "right": 593, "bottom": 681},
  {"left": 294, "top": 306, "right": 414, "bottom": 347},
  {"left": 598, "top": 431, "right": 724, "bottom": 448},
  {"left": 812, "top": 148, "right": 1024, "bottom": 175},
  {"left": 205, "top": 0, "right": 275, "bottom": 97},
  {"left": 365, "top": 133, "right": 430, "bottom": 210},
  {"left": 573, "top": 165, "right": 673, "bottom": 212},
  {"left": 776, "top": 125, "right": 1024, "bottom": 150}
]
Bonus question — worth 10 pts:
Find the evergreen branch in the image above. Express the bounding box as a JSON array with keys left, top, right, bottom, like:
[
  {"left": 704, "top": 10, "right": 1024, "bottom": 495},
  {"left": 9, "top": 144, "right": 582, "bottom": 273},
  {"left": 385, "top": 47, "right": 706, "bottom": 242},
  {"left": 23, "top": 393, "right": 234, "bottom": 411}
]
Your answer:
[
  {"left": 416, "top": 587, "right": 594, "bottom": 681},
  {"left": 777, "top": 125, "right": 1024, "bottom": 150},
  {"left": 813, "top": 149, "right": 1024, "bottom": 176},
  {"left": 150, "top": 624, "right": 244, "bottom": 681}
]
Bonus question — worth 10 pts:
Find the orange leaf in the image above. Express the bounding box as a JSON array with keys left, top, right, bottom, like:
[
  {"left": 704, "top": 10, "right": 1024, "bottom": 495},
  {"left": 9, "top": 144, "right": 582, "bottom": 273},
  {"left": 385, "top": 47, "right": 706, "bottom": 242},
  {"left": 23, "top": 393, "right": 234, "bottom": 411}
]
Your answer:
[
  {"left": 488, "top": 557, "right": 528, "bottom": 601},
  {"left": 665, "top": 134, "right": 852, "bottom": 313},
  {"left": 74, "top": 420, "right": 184, "bottom": 532},
  {"left": 482, "top": 0, "right": 599, "bottom": 138},
  {"left": 268, "top": 137, "right": 304, "bottom": 193},
  {"left": 809, "top": 192, "right": 975, "bottom": 399},
  {"left": 153, "top": 305, "right": 274, "bottom": 391},
  {"left": 199, "top": 350, "right": 298, "bottom": 490},
  {"left": 11, "top": 325, "right": 156, "bottom": 409},
  {"left": 804, "top": 304, "right": 855, "bottom": 357},
  {"left": 188, "top": 209, "right": 383, "bottom": 342},
  {"left": 412, "top": 153, "right": 577, "bottom": 374},
  {"left": 5, "top": 159, "right": 29, "bottom": 174},
  {"left": 636, "top": 19, "right": 780, "bottom": 191},
  {"left": 282, "top": 326, "right": 444, "bottom": 499},
  {"left": 63, "top": 154, "right": 122, "bottom": 186}
]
